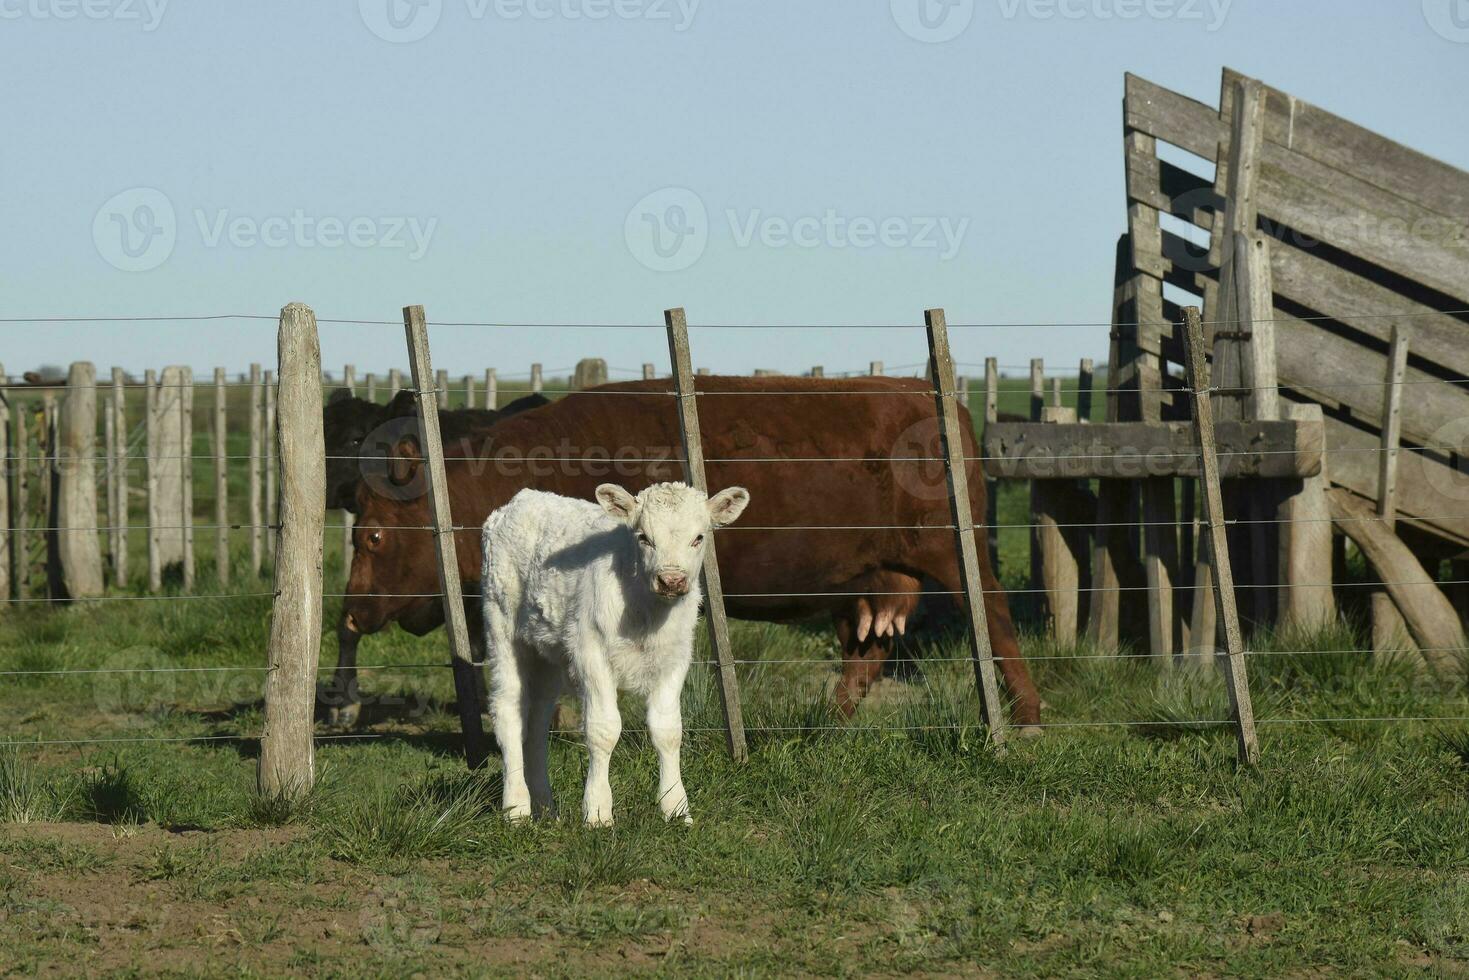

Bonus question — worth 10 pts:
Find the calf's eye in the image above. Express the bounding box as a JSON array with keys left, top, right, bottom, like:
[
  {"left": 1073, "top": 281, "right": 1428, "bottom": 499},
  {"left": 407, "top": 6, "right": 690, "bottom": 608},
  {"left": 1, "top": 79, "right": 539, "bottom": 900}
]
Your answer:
[
  {"left": 692, "top": 535, "right": 704, "bottom": 546},
  {"left": 637, "top": 533, "right": 652, "bottom": 547}
]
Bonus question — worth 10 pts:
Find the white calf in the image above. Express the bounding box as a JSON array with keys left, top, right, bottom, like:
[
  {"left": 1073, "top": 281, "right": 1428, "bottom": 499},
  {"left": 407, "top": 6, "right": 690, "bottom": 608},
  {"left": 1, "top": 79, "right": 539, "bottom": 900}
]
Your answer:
[{"left": 481, "top": 481, "right": 750, "bottom": 826}]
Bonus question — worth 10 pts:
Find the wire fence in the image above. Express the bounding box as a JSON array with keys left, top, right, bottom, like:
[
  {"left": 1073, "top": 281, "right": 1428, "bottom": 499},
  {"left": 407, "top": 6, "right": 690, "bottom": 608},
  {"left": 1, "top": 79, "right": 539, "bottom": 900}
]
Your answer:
[{"left": 3, "top": 305, "right": 1467, "bottom": 759}]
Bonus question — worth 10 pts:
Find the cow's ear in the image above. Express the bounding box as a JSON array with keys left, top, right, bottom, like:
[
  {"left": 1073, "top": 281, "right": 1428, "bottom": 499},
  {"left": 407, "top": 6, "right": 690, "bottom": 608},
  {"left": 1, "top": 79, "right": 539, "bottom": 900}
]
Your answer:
[
  {"left": 707, "top": 486, "right": 750, "bottom": 527},
  {"left": 388, "top": 435, "right": 423, "bottom": 486},
  {"left": 328, "top": 388, "right": 353, "bottom": 406},
  {"left": 596, "top": 484, "right": 640, "bottom": 524},
  {"left": 386, "top": 389, "right": 417, "bottom": 418}
]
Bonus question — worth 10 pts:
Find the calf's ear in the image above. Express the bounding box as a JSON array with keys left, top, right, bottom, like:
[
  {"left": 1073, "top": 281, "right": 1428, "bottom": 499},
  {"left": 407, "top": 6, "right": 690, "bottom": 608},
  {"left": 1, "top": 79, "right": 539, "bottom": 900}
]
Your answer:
[
  {"left": 596, "top": 484, "right": 640, "bottom": 523},
  {"left": 707, "top": 487, "right": 750, "bottom": 527},
  {"left": 327, "top": 388, "right": 353, "bottom": 406},
  {"left": 386, "top": 389, "right": 418, "bottom": 418}
]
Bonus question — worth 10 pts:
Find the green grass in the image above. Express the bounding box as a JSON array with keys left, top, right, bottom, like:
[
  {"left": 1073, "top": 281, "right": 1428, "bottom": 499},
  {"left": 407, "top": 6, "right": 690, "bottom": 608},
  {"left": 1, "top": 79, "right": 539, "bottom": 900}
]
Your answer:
[{"left": 4, "top": 369, "right": 1469, "bottom": 974}]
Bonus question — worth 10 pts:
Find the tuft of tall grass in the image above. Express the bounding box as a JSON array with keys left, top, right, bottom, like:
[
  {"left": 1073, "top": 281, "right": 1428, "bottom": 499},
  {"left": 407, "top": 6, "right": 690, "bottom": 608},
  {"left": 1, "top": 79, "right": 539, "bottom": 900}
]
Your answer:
[
  {"left": 324, "top": 771, "right": 494, "bottom": 863},
  {"left": 0, "top": 747, "right": 73, "bottom": 824}
]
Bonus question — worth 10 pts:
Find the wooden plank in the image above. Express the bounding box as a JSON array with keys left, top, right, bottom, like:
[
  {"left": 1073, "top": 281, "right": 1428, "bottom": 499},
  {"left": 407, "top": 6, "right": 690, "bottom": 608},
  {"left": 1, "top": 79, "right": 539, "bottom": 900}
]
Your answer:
[
  {"left": 924, "top": 309, "right": 1009, "bottom": 746},
  {"left": 1182, "top": 307, "right": 1259, "bottom": 766},
  {"left": 665, "top": 307, "right": 747, "bottom": 763},
  {"left": 1222, "top": 67, "right": 1469, "bottom": 229},
  {"left": 1377, "top": 324, "right": 1411, "bottom": 523},
  {"left": 1277, "top": 403, "right": 1335, "bottom": 631},
  {"left": 1322, "top": 413, "right": 1469, "bottom": 548},
  {"left": 57, "top": 362, "right": 103, "bottom": 600},
  {"left": 214, "top": 368, "right": 229, "bottom": 585},
  {"left": 1269, "top": 241, "right": 1469, "bottom": 380},
  {"left": 259, "top": 303, "right": 327, "bottom": 800},
  {"left": 1329, "top": 487, "right": 1465, "bottom": 679},
  {"left": 1272, "top": 312, "right": 1469, "bottom": 448},
  {"left": 404, "top": 305, "right": 492, "bottom": 770},
  {"left": 1124, "top": 72, "right": 1221, "bottom": 160},
  {"left": 248, "top": 364, "right": 263, "bottom": 577},
  {"left": 983, "top": 420, "right": 1322, "bottom": 479}
]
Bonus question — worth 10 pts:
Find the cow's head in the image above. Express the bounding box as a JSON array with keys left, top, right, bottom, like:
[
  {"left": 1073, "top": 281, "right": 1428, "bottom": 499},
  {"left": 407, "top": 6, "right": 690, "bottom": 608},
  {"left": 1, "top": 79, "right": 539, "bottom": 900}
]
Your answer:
[
  {"left": 595, "top": 482, "right": 749, "bottom": 600},
  {"left": 322, "top": 389, "right": 395, "bottom": 511},
  {"left": 342, "top": 467, "right": 443, "bottom": 636}
]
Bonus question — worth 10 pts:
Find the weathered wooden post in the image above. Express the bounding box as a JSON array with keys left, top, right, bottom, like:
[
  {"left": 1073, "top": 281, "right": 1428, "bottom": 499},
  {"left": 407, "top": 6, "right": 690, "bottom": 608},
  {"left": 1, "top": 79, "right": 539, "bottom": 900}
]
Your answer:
[
  {"left": 811, "top": 365, "right": 825, "bottom": 379},
  {"left": 0, "top": 367, "right": 9, "bottom": 603},
  {"left": 665, "top": 308, "right": 747, "bottom": 762},
  {"left": 259, "top": 303, "right": 326, "bottom": 800},
  {"left": 54, "top": 363, "right": 104, "bottom": 600},
  {"left": 462, "top": 373, "right": 475, "bottom": 410},
  {"left": 343, "top": 364, "right": 356, "bottom": 397},
  {"left": 365, "top": 372, "right": 377, "bottom": 402},
  {"left": 435, "top": 368, "right": 449, "bottom": 409},
  {"left": 530, "top": 363, "right": 543, "bottom": 393},
  {"left": 869, "top": 360, "right": 883, "bottom": 376},
  {"left": 1372, "top": 324, "right": 1413, "bottom": 651},
  {"left": 1077, "top": 358, "right": 1094, "bottom": 422},
  {"left": 147, "top": 368, "right": 189, "bottom": 585},
  {"left": 388, "top": 368, "right": 403, "bottom": 398},
  {"left": 1036, "top": 406, "right": 1080, "bottom": 640},
  {"left": 213, "top": 368, "right": 230, "bottom": 585},
  {"left": 103, "top": 378, "right": 117, "bottom": 579},
  {"left": 641, "top": 363, "right": 655, "bottom": 381},
  {"left": 1277, "top": 403, "right": 1333, "bottom": 630},
  {"left": 248, "top": 364, "right": 264, "bottom": 577},
  {"left": 572, "top": 358, "right": 608, "bottom": 391},
  {"left": 983, "top": 356, "right": 999, "bottom": 573},
  {"left": 111, "top": 367, "right": 128, "bottom": 587},
  {"left": 1028, "top": 359, "right": 1044, "bottom": 598},
  {"left": 1183, "top": 307, "right": 1259, "bottom": 766},
  {"left": 957, "top": 375, "right": 967, "bottom": 408},
  {"left": 13, "top": 399, "right": 29, "bottom": 599},
  {"left": 925, "top": 309, "right": 1009, "bottom": 747},
  {"left": 265, "top": 371, "right": 277, "bottom": 562},
  {"left": 403, "top": 305, "right": 491, "bottom": 769},
  {"left": 145, "top": 369, "right": 161, "bottom": 592},
  {"left": 483, "top": 368, "right": 497, "bottom": 409},
  {"left": 180, "top": 368, "right": 195, "bottom": 591}
]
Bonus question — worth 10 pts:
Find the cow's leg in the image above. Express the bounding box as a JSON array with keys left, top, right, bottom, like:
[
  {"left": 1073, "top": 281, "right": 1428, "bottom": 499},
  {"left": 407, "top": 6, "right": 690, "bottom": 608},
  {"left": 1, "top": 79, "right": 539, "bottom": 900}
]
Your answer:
[
  {"left": 465, "top": 601, "right": 490, "bottom": 717},
  {"left": 522, "top": 659, "right": 562, "bottom": 820},
  {"left": 489, "top": 619, "right": 532, "bottom": 820},
  {"left": 580, "top": 656, "right": 621, "bottom": 828},
  {"left": 325, "top": 612, "right": 362, "bottom": 727},
  {"left": 980, "top": 564, "right": 1041, "bottom": 730},
  {"left": 646, "top": 662, "right": 692, "bottom": 824}
]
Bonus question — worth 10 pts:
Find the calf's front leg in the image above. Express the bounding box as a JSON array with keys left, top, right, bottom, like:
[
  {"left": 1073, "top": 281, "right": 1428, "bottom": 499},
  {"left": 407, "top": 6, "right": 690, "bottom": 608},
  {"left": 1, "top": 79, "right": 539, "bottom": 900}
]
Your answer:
[
  {"left": 580, "top": 662, "right": 621, "bottom": 828},
  {"left": 646, "top": 665, "right": 691, "bottom": 824}
]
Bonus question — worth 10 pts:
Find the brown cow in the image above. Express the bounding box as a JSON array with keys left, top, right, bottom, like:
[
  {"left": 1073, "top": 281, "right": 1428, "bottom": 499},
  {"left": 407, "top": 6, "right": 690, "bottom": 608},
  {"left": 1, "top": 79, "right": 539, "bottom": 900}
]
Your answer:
[{"left": 343, "top": 376, "right": 1040, "bottom": 727}]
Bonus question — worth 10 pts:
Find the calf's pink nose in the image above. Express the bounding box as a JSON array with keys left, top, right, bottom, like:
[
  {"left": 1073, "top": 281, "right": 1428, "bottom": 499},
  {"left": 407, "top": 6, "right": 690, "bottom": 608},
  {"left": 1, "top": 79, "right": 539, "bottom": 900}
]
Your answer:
[{"left": 656, "top": 572, "right": 688, "bottom": 594}]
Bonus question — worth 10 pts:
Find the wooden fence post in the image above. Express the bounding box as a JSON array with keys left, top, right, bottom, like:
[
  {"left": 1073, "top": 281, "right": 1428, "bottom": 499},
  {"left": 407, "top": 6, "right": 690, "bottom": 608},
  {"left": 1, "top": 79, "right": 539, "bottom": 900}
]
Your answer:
[
  {"left": 1183, "top": 306, "right": 1259, "bottom": 766},
  {"left": 103, "top": 378, "right": 116, "bottom": 581},
  {"left": 1278, "top": 403, "right": 1333, "bottom": 630},
  {"left": 403, "top": 305, "right": 491, "bottom": 769},
  {"left": 365, "top": 372, "right": 377, "bottom": 402},
  {"left": 1372, "top": 323, "right": 1413, "bottom": 650},
  {"left": 265, "top": 371, "right": 277, "bottom": 563},
  {"left": 641, "top": 363, "right": 655, "bottom": 381},
  {"left": 572, "top": 358, "right": 608, "bottom": 390},
  {"left": 343, "top": 364, "right": 356, "bottom": 397},
  {"left": 530, "top": 363, "right": 543, "bottom": 393},
  {"left": 213, "top": 368, "right": 229, "bottom": 584},
  {"left": 1077, "top": 358, "right": 1094, "bottom": 421},
  {"left": 433, "top": 368, "right": 448, "bottom": 409},
  {"left": 812, "top": 365, "right": 825, "bottom": 379},
  {"left": 983, "top": 356, "right": 999, "bottom": 573},
  {"left": 248, "top": 364, "right": 264, "bottom": 577},
  {"left": 869, "top": 360, "right": 883, "bottom": 376},
  {"left": 145, "top": 369, "right": 161, "bottom": 593},
  {"left": 259, "top": 303, "right": 326, "bottom": 800},
  {"left": 462, "top": 373, "right": 475, "bottom": 410},
  {"left": 111, "top": 368, "right": 128, "bottom": 588},
  {"left": 483, "top": 368, "right": 497, "bottom": 409},
  {"left": 180, "top": 368, "right": 195, "bottom": 591},
  {"left": 1028, "top": 359, "right": 1044, "bottom": 599},
  {"left": 13, "top": 399, "right": 29, "bottom": 599},
  {"left": 925, "top": 310, "right": 1009, "bottom": 747},
  {"left": 1037, "top": 406, "right": 1081, "bottom": 640},
  {"left": 666, "top": 307, "right": 748, "bottom": 762},
  {"left": 388, "top": 368, "right": 403, "bottom": 398},
  {"left": 0, "top": 367, "right": 9, "bottom": 603},
  {"left": 56, "top": 362, "right": 104, "bottom": 600}
]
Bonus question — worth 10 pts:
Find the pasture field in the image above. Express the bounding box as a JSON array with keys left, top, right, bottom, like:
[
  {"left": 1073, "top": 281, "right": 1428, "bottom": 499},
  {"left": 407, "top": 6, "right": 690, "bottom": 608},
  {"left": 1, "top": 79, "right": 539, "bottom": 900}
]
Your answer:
[{"left": 3, "top": 374, "right": 1468, "bottom": 976}]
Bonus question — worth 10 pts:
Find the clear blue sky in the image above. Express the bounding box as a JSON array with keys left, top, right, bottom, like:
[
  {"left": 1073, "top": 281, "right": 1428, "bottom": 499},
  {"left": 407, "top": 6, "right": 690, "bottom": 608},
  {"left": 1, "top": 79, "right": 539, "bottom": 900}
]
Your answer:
[{"left": 4, "top": 0, "right": 1467, "bottom": 383}]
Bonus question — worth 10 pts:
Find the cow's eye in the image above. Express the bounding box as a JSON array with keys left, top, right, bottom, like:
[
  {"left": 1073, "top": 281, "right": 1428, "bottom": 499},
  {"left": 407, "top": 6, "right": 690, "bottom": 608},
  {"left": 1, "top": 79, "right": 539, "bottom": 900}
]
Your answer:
[
  {"left": 368, "top": 531, "right": 383, "bottom": 547},
  {"left": 691, "top": 535, "right": 704, "bottom": 547},
  {"left": 636, "top": 533, "right": 652, "bottom": 547}
]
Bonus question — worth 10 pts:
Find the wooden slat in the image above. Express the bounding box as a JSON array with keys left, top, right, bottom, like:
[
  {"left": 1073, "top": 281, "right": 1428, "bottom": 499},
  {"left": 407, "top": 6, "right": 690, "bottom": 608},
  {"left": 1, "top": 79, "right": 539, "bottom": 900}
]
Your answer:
[
  {"left": 983, "top": 420, "right": 1322, "bottom": 479},
  {"left": 1378, "top": 325, "right": 1411, "bottom": 523}
]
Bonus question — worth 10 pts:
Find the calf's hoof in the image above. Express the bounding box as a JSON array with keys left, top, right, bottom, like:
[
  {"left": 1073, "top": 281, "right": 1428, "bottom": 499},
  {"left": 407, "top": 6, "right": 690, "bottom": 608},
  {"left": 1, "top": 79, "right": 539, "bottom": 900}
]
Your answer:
[
  {"left": 1017, "top": 725, "right": 1044, "bottom": 738},
  {"left": 502, "top": 803, "right": 532, "bottom": 823},
  {"left": 583, "top": 805, "right": 614, "bottom": 828},
  {"left": 327, "top": 703, "right": 360, "bottom": 728}
]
